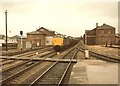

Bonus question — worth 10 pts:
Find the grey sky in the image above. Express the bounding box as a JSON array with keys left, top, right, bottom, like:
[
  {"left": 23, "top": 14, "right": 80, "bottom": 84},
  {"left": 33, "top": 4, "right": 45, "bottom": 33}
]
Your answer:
[{"left": 0, "top": 0, "right": 119, "bottom": 37}]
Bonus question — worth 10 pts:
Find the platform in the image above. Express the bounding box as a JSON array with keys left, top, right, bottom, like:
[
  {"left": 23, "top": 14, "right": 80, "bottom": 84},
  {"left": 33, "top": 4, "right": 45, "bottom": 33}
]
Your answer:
[
  {"left": 0, "top": 56, "right": 77, "bottom": 63},
  {"left": 69, "top": 60, "right": 118, "bottom": 84}
]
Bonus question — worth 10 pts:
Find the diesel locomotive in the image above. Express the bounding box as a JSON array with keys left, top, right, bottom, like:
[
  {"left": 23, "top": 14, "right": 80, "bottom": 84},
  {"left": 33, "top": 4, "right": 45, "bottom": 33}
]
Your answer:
[{"left": 52, "top": 35, "right": 79, "bottom": 52}]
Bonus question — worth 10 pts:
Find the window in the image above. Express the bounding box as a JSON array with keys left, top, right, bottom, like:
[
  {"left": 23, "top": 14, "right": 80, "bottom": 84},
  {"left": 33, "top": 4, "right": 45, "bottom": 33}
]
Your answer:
[
  {"left": 108, "top": 30, "right": 111, "bottom": 34},
  {"left": 108, "top": 36, "right": 111, "bottom": 40},
  {"left": 101, "top": 30, "right": 104, "bottom": 34},
  {"left": 102, "top": 36, "right": 104, "bottom": 41}
]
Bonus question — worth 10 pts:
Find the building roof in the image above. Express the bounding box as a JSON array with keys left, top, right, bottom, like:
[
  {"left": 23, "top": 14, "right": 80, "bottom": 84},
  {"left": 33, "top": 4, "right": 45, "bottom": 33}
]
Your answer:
[
  {"left": 10, "top": 35, "right": 21, "bottom": 39},
  {"left": 27, "top": 27, "right": 55, "bottom": 36},
  {"left": 96, "top": 23, "right": 115, "bottom": 29},
  {"left": 27, "top": 31, "right": 44, "bottom": 35},
  {"left": 37, "top": 27, "right": 55, "bottom": 35},
  {"left": 85, "top": 29, "right": 94, "bottom": 34},
  {"left": 85, "top": 30, "right": 91, "bottom": 32}
]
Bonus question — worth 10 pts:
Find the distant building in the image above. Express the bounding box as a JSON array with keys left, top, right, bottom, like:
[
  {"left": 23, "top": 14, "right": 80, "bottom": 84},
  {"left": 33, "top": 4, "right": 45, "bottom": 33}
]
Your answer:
[
  {"left": 84, "top": 23, "right": 116, "bottom": 45},
  {"left": 26, "top": 27, "right": 55, "bottom": 48},
  {"left": 8, "top": 38, "right": 18, "bottom": 43},
  {"left": 0, "top": 35, "right": 20, "bottom": 44},
  {"left": 0, "top": 34, "right": 5, "bottom": 39},
  {"left": 0, "top": 34, "right": 5, "bottom": 44},
  {"left": 0, "top": 35, "right": 20, "bottom": 50}
]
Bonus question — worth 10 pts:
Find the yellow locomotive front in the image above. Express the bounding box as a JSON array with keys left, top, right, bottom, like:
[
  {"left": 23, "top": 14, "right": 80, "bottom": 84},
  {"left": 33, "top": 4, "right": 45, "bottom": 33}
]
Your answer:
[
  {"left": 52, "top": 38, "right": 63, "bottom": 46},
  {"left": 52, "top": 37, "right": 64, "bottom": 52},
  {"left": 52, "top": 34, "right": 79, "bottom": 52}
]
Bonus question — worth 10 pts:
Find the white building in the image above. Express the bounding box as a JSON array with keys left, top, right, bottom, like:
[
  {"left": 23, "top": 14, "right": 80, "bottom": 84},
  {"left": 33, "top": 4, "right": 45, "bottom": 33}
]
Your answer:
[{"left": 45, "top": 36, "right": 53, "bottom": 46}]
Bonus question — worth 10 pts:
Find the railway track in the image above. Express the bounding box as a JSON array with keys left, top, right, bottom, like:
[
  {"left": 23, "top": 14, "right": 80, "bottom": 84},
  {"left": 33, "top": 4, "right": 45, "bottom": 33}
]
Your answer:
[
  {"left": 0, "top": 47, "right": 53, "bottom": 68},
  {"left": 2, "top": 46, "right": 52, "bottom": 56},
  {"left": 1, "top": 51, "right": 56, "bottom": 85},
  {"left": 2, "top": 47, "right": 42, "bottom": 56},
  {"left": 28, "top": 48, "right": 78, "bottom": 85},
  {"left": 16, "top": 47, "right": 52, "bottom": 57},
  {"left": 1, "top": 51, "right": 56, "bottom": 73},
  {"left": 78, "top": 42, "right": 120, "bottom": 63},
  {"left": 1, "top": 46, "right": 78, "bottom": 85},
  {"left": 89, "top": 51, "right": 120, "bottom": 63},
  {"left": 0, "top": 60, "right": 16, "bottom": 66}
]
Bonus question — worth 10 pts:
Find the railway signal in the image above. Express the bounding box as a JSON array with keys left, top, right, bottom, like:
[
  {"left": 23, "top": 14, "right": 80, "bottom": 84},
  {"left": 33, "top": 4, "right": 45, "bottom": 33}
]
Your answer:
[
  {"left": 20, "top": 31, "right": 23, "bottom": 50},
  {"left": 20, "top": 31, "right": 23, "bottom": 35}
]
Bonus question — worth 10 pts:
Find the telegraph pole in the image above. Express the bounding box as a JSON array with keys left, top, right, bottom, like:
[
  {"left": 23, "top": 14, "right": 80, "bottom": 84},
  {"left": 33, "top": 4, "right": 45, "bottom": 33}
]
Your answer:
[{"left": 5, "top": 10, "right": 8, "bottom": 51}]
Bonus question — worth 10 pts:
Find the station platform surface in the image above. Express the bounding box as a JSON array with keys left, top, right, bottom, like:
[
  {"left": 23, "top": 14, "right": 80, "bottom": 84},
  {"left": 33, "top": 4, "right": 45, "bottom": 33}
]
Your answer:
[{"left": 69, "top": 60, "right": 119, "bottom": 84}]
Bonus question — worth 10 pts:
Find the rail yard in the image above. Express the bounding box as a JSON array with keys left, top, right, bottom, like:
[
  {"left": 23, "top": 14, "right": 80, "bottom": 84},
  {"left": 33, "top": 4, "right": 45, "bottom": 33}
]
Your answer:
[
  {"left": 0, "top": 1, "right": 119, "bottom": 85},
  {"left": 0, "top": 40, "right": 119, "bottom": 85}
]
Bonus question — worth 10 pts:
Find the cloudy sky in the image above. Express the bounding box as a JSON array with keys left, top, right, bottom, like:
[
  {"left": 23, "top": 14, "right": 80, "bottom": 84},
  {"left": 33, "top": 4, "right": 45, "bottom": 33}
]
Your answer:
[{"left": 0, "top": 0, "right": 119, "bottom": 37}]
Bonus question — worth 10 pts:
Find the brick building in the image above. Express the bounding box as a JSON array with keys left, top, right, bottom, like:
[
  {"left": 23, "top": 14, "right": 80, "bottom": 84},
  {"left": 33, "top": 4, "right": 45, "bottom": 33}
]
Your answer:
[
  {"left": 27, "top": 27, "right": 55, "bottom": 48},
  {"left": 84, "top": 23, "right": 116, "bottom": 45}
]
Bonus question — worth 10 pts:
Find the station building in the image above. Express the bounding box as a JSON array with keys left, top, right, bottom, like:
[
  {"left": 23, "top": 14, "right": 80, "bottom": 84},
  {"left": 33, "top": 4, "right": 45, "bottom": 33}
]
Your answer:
[
  {"left": 17, "top": 27, "right": 55, "bottom": 49},
  {"left": 84, "top": 23, "right": 116, "bottom": 45},
  {"left": 26, "top": 27, "right": 55, "bottom": 48}
]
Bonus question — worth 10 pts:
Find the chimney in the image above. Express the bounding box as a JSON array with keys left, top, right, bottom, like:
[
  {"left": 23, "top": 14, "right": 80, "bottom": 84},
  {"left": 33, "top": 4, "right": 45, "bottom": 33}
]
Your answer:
[
  {"left": 103, "top": 23, "right": 106, "bottom": 25},
  {"left": 96, "top": 23, "right": 98, "bottom": 28}
]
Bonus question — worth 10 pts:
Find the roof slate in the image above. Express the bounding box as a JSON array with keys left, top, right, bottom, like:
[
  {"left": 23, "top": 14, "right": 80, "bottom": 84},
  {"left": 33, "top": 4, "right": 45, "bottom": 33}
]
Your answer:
[
  {"left": 96, "top": 24, "right": 115, "bottom": 29},
  {"left": 27, "top": 31, "right": 44, "bottom": 35}
]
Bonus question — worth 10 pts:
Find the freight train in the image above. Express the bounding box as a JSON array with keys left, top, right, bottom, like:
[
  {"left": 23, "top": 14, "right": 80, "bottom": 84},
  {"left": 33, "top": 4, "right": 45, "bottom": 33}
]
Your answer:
[{"left": 52, "top": 35, "right": 79, "bottom": 52}]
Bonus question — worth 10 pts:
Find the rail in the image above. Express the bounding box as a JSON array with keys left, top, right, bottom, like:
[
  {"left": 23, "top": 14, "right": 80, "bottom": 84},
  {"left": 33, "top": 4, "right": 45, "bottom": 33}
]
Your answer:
[
  {"left": 78, "top": 45, "right": 120, "bottom": 63},
  {"left": 1, "top": 51, "right": 56, "bottom": 85},
  {"left": 29, "top": 48, "right": 78, "bottom": 85}
]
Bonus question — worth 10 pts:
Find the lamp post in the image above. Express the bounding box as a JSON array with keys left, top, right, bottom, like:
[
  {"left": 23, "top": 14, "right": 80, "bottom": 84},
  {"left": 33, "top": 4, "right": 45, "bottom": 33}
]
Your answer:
[{"left": 5, "top": 10, "right": 8, "bottom": 51}]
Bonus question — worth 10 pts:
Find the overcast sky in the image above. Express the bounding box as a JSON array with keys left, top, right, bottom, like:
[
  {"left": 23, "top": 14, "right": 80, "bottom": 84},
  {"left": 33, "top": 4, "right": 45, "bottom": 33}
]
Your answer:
[{"left": 0, "top": 0, "right": 119, "bottom": 37}]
